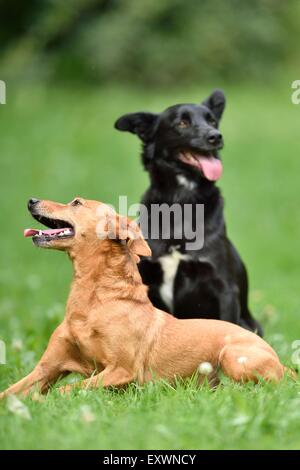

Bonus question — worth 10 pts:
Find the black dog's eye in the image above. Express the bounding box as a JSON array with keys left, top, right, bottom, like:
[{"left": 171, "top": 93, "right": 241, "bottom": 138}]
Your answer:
[
  {"left": 71, "top": 199, "right": 82, "bottom": 207},
  {"left": 178, "top": 119, "right": 189, "bottom": 129},
  {"left": 207, "top": 115, "right": 217, "bottom": 127}
]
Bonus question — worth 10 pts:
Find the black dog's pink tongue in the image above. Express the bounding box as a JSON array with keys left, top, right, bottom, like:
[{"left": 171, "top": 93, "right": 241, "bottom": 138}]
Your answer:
[{"left": 197, "top": 156, "right": 223, "bottom": 181}]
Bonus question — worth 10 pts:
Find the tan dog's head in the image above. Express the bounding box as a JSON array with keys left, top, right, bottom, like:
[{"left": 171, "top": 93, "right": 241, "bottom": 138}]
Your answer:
[{"left": 24, "top": 197, "right": 151, "bottom": 260}]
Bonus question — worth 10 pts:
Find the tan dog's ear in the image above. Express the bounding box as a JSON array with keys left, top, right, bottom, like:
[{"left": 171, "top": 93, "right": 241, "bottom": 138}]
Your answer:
[
  {"left": 106, "top": 211, "right": 151, "bottom": 259},
  {"left": 119, "top": 216, "right": 151, "bottom": 258},
  {"left": 127, "top": 230, "right": 152, "bottom": 258}
]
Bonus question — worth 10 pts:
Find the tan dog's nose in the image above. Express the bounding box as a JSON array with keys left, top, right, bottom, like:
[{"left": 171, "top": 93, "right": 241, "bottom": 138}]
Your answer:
[{"left": 28, "top": 198, "right": 40, "bottom": 211}]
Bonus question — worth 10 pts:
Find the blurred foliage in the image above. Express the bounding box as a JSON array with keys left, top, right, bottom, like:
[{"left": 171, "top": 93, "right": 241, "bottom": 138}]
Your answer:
[{"left": 0, "top": 0, "right": 300, "bottom": 86}]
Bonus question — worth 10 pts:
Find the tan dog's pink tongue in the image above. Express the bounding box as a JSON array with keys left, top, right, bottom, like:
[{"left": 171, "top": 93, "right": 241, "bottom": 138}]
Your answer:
[
  {"left": 198, "top": 156, "right": 223, "bottom": 181},
  {"left": 24, "top": 228, "right": 67, "bottom": 238}
]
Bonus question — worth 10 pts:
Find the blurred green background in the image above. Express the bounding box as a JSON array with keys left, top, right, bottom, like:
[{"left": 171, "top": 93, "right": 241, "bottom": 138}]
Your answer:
[
  {"left": 0, "top": 0, "right": 300, "bottom": 450},
  {"left": 1, "top": 0, "right": 300, "bottom": 86}
]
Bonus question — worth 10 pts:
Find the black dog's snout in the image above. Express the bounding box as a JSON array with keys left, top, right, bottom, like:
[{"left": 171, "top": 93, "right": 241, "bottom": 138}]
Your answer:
[
  {"left": 207, "top": 130, "right": 223, "bottom": 146},
  {"left": 28, "top": 198, "right": 40, "bottom": 211}
]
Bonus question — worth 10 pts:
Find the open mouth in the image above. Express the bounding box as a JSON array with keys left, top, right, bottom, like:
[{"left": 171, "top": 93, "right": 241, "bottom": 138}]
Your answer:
[
  {"left": 178, "top": 151, "right": 223, "bottom": 181},
  {"left": 24, "top": 214, "right": 74, "bottom": 243}
]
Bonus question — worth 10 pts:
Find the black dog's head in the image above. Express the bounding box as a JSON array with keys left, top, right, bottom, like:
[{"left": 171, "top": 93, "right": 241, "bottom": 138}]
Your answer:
[{"left": 115, "top": 90, "right": 225, "bottom": 182}]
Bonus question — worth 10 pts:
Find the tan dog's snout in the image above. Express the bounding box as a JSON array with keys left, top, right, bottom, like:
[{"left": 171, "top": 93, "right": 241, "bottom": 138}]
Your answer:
[
  {"left": 27, "top": 197, "right": 75, "bottom": 223},
  {"left": 25, "top": 197, "right": 78, "bottom": 250}
]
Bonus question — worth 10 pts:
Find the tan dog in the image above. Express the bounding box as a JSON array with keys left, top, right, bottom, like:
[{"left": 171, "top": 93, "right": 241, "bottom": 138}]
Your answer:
[{"left": 0, "top": 197, "right": 291, "bottom": 399}]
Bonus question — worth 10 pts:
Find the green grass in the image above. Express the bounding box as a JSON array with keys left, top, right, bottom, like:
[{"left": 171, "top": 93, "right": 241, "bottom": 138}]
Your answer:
[{"left": 0, "top": 82, "right": 300, "bottom": 450}]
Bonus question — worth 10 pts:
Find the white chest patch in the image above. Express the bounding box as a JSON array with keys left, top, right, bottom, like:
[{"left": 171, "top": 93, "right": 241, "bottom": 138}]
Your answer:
[
  {"left": 176, "top": 175, "right": 196, "bottom": 191},
  {"left": 159, "top": 248, "right": 189, "bottom": 311}
]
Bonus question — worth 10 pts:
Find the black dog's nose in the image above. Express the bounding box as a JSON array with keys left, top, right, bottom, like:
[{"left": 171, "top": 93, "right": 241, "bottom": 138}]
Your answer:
[
  {"left": 28, "top": 198, "right": 40, "bottom": 210},
  {"left": 207, "top": 130, "right": 223, "bottom": 146}
]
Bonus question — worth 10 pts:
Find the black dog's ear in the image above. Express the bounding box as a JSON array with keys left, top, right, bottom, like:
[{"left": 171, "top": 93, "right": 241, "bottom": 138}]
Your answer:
[
  {"left": 202, "top": 89, "right": 226, "bottom": 121},
  {"left": 114, "top": 112, "right": 159, "bottom": 142}
]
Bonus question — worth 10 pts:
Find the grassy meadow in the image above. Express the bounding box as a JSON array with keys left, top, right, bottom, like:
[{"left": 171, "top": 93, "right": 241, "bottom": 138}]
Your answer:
[{"left": 0, "top": 82, "right": 300, "bottom": 449}]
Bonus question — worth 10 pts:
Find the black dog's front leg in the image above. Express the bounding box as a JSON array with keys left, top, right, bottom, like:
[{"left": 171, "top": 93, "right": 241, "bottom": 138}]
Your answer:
[
  {"left": 218, "top": 285, "right": 240, "bottom": 325},
  {"left": 226, "top": 240, "right": 263, "bottom": 336},
  {"left": 220, "top": 285, "right": 262, "bottom": 335}
]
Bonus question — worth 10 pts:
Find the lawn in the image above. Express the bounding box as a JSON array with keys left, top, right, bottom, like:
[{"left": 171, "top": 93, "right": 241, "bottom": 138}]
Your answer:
[{"left": 0, "top": 82, "right": 300, "bottom": 450}]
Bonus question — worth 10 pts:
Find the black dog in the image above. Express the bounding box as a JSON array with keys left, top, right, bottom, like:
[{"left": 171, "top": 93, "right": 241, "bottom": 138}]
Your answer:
[{"left": 115, "top": 90, "right": 263, "bottom": 335}]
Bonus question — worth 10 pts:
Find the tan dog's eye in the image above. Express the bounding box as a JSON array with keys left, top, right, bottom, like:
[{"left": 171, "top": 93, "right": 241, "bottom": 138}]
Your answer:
[
  {"left": 178, "top": 120, "right": 189, "bottom": 129},
  {"left": 71, "top": 199, "right": 82, "bottom": 207}
]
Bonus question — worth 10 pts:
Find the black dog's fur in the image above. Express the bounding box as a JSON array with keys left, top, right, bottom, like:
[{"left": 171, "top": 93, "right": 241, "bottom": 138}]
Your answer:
[{"left": 115, "top": 90, "right": 263, "bottom": 335}]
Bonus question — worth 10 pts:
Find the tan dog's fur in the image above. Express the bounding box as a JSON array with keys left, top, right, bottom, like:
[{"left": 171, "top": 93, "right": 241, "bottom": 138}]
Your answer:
[{"left": 0, "top": 198, "right": 290, "bottom": 399}]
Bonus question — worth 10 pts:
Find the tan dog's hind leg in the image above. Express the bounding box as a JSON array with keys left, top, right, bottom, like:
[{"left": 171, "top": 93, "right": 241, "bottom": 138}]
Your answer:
[
  {"left": 219, "top": 345, "right": 285, "bottom": 383},
  {"left": 58, "top": 366, "right": 134, "bottom": 395},
  {"left": 0, "top": 324, "right": 75, "bottom": 399}
]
